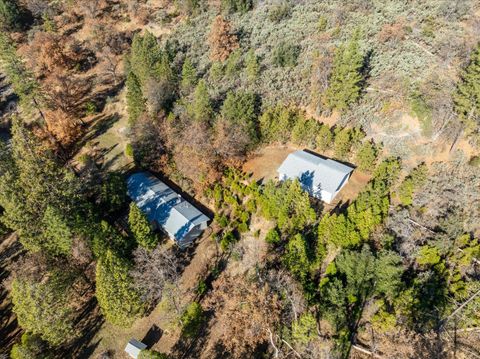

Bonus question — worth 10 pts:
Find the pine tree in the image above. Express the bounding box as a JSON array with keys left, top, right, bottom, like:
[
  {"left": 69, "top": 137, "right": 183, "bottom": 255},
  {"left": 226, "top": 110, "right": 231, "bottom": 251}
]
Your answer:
[
  {"left": 10, "top": 333, "right": 51, "bottom": 359},
  {"left": 220, "top": 90, "right": 258, "bottom": 142},
  {"left": 454, "top": 44, "right": 480, "bottom": 132},
  {"left": 333, "top": 127, "right": 352, "bottom": 159},
  {"left": 316, "top": 124, "right": 333, "bottom": 151},
  {"left": 128, "top": 31, "right": 164, "bottom": 84},
  {"left": 191, "top": 79, "right": 212, "bottom": 122},
  {"left": 208, "top": 15, "right": 239, "bottom": 62},
  {"left": 0, "top": 0, "right": 22, "bottom": 31},
  {"left": 95, "top": 249, "right": 144, "bottom": 327},
  {"left": 323, "top": 37, "right": 364, "bottom": 111},
  {"left": 126, "top": 72, "right": 145, "bottom": 124},
  {"left": 181, "top": 57, "right": 197, "bottom": 91},
  {"left": 0, "top": 118, "right": 86, "bottom": 254},
  {"left": 0, "top": 32, "right": 42, "bottom": 115},
  {"left": 245, "top": 48, "right": 259, "bottom": 81},
  {"left": 283, "top": 233, "right": 311, "bottom": 283},
  {"left": 128, "top": 203, "right": 158, "bottom": 250},
  {"left": 355, "top": 140, "right": 378, "bottom": 172},
  {"left": 11, "top": 273, "right": 75, "bottom": 345}
]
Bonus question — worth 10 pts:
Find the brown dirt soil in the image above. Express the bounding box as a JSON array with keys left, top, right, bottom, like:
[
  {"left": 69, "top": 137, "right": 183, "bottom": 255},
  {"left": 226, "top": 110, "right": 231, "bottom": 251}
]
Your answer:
[
  {"left": 326, "top": 170, "right": 372, "bottom": 211},
  {"left": 243, "top": 144, "right": 300, "bottom": 182}
]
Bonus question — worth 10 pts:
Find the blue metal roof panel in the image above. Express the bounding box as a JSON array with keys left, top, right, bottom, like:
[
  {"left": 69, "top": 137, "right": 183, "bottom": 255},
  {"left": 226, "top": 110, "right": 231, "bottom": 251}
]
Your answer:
[{"left": 127, "top": 172, "right": 209, "bottom": 243}]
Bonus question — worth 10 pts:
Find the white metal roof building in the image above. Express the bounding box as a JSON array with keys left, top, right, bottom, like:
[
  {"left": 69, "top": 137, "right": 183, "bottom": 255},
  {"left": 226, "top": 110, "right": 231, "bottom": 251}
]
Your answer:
[
  {"left": 124, "top": 339, "right": 147, "bottom": 358},
  {"left": 277, "top": 150, "right": 354, "bottom": 204},
  {"left": 127, "top": 172, "right": 210, "bottom": 247}
]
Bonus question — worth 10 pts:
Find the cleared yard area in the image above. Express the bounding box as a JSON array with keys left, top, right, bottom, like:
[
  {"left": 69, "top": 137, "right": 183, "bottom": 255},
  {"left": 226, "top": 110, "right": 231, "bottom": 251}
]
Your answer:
[
  {"left": 243, "top": 144, "right": 300, "bottom": 182},
  {"left": 325, "top": 170, "right": 372, "bottom": 210}
]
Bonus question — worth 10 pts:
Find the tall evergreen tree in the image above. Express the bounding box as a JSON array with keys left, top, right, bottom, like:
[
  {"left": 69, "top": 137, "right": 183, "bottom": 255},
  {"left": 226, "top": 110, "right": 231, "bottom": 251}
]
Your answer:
[
  {"left": 128, "top": 203, "right": 158, "bottom": 250},
  {"left": 128, "top": 31, "right": 164, "bottom": 84},
  {"left": 126, "top": 72, "right": 145, "bottom": 124},
  {"left": 0, "top": 118, "right": 85, "bottom": 254},
  {"left": 323, "top": 37, "right": 364, "bottom": 112},
  {"left": 95, "top": 249, "right": 144, "bottom": 327},
  {"left": 454, "top": 44, "right": 480, "bottom": 131},
  {"left": 181, "top": 57, "right": 197, "bottom": 91},
  {"left": 220, "top": 90, "right": 258, "bottom": 143},
  {"left": 191, "top": 79, "right": 212, "bottom": 122},
  {"left": 0, "top": 32, "right": 42, "bottom": 115},
  {"left": 11, "top": 273, "right": 75, "bottom": 345},
  {"left": 245, "top": 48, "right": 259, "bottom": 81}
]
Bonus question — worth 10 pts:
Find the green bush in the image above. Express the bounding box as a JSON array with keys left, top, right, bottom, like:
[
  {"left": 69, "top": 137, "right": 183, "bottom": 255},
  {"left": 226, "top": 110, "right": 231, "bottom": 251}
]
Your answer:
[
  {"left": 355, "top": 140, "right": 378, "bottom": 172},
  {"left": 139, "top": 349, "right": 169, "bottom": 359},
  {"left": 291, "top": 116, "right": 321, "bottom": 147},
  {"left": 469, "top": 156, "right": 480, "bottom": 167},
  {"left": 268, "top": 2, "right": 291, "bottom": 22},
  {"left": 316, "top": 124, "right": 333, "bottom": 151},
  {"left": 125, "top": 143, "right": 134, "bottom": 157},
  {"left": 265, "top": 227, "right": 280, "bottom": 244},
  {"left": 292, "top": 312, "right": 317, "bottom": 344},
  {"left": 0, "top": 0, "right": 22, "bottom": 31},
  {"left": 221, "top": 0, "right": 252, "bottom": 13},
  {"left": 84, "top": 101, "right": 97, "bottom": 116},
  {"left": 181, "top": 302, "right": 205, "bottom": 337},
  {"left": 273, "top": 41, "right": 300, "bottom": 68},
  {"left": 397, "top": 163, "right": 428, "bottom": 206},
  {"left": 10, "top": 333, "right": 50, "bottom": 359},
  {"left": 259, "top": 106, "right": 296, "bottom": 143},
  {"left": 238, "top": 222, "right": 249, "bottom": 233},
  {"left": 318, "top": 16, "right": 328, "bottom": 32},
  {"left": 215, "top": 214, "right": 228, "bottom": 228},
  {"left": 196, "top": 280, "right": 208, "bottom": 296},
  {"left": 220, "top": 231, "right": 236, "bottom": 251}
]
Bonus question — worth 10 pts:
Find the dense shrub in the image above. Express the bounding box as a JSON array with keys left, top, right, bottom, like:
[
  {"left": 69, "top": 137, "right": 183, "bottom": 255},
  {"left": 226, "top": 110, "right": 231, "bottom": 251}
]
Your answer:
[
  {"left": 259, "top": 106, "right": 296, "bottom": 143},
  {"left": 355, "top": 140, "right": 378, "bottom": 172},
  {"left": 273, "top": 41, "right": 300, "bottom": 68},
  {"left": 0, "top": 0, "right": 22, "bottom": 30},
  {"left": 221, "top": 0, "right": 252, "bottom": 14},
  {"left": 397, "top": 163, "right": 428, "bottom": 206}
]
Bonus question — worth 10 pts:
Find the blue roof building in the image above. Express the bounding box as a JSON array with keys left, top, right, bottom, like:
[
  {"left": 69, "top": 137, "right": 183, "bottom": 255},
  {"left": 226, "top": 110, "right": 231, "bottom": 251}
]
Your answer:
[
  {"left": 277, "top": 150, "right": 354, "bottom": 204},
  {"left": 127, "top": 172, "right": 209, "bottom": 247}
]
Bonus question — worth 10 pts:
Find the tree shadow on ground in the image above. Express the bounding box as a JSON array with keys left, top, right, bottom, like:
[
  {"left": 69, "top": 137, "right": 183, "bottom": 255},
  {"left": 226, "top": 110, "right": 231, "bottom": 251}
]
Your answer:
[
  {"left": 64, "top": 296, "right": 105, "bottom": 359},
  {"left": 141, "top": 325, "right": 163, "bottom": 348},
  {"left": 0, "top": 236, "right": 24, "bottom": 355},
  {"left": 71, "top": 113, "right": 120, "bottom": 158},
  {"left": 169, "top": 309, "right": 215, "bottom": 359}
]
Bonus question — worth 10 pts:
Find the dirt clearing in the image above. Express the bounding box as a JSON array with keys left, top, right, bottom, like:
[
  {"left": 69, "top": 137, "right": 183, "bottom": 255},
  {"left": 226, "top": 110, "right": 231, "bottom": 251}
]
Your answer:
[{"left": 243, "top": 144, "right": 299, "bottom": 182}]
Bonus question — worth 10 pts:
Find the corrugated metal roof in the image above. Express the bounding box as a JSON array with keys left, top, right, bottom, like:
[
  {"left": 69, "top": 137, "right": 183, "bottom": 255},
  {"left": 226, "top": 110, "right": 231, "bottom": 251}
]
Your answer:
[
  {"left": 277, "top": 150, "right": 353, "bottom": 195},
  {"left": 125, "top": 339, "right": 147, "bottom": 358},
  {"left": 127, "top": 172, "right": 209, "bottom": 243}
]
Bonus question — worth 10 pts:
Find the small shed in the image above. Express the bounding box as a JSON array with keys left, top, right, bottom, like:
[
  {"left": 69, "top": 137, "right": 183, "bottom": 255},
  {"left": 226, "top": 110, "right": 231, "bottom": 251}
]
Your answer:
[
  {"left": 124, "top": 339, "right": 147, "bottom": 359},
  {"left": 127, "top": 171, "right": 210, "bottom": 248},
  {"left": 277, "top": 150, "right": 354, "bottom": 204}
]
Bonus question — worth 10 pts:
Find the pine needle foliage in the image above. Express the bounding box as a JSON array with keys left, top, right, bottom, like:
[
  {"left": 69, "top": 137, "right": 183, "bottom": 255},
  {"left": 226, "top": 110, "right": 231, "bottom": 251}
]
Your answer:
[{"left": 323, "top": 37, "right": 364, "bottom": 112}]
